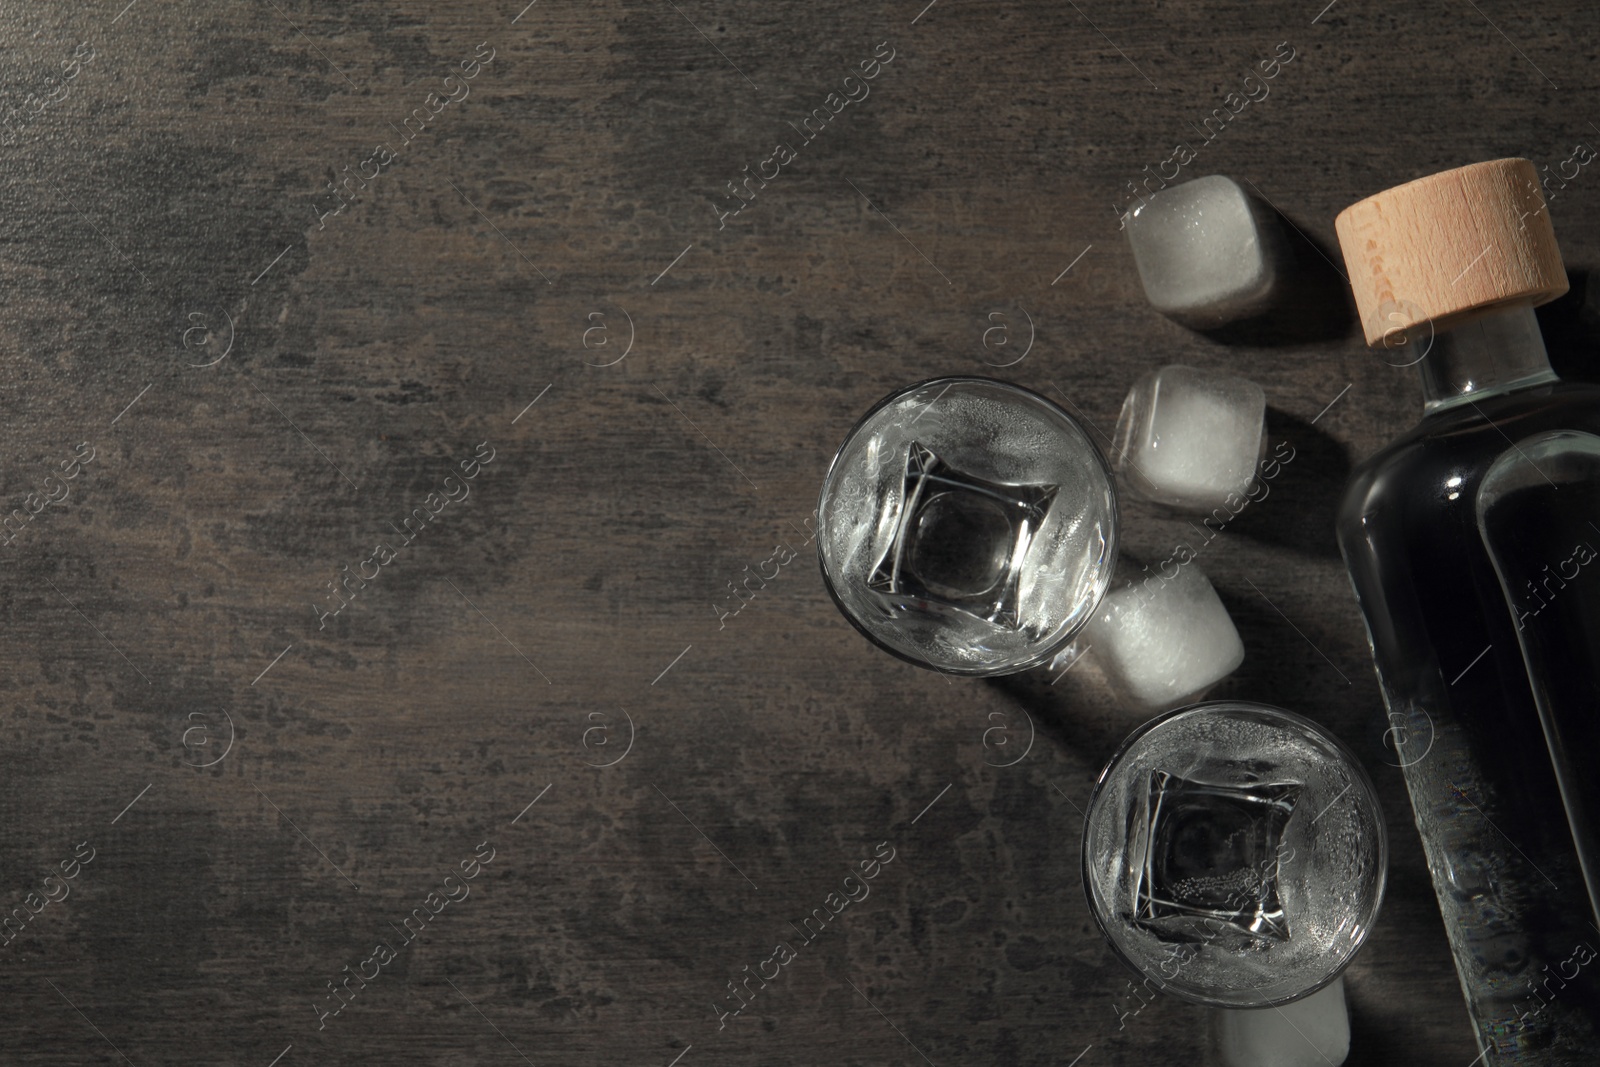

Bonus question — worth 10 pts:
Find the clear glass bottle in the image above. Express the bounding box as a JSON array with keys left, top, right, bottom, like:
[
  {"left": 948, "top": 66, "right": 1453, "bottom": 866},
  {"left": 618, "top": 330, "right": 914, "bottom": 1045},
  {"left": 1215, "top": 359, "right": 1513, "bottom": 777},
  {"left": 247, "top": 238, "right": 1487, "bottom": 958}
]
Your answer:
[
  {"left": 1335, "top": 159, "right": 1600, "bottom": 1063},
  {"left": 1478, "top": 430, "right": 1600, "bottom": 932}
]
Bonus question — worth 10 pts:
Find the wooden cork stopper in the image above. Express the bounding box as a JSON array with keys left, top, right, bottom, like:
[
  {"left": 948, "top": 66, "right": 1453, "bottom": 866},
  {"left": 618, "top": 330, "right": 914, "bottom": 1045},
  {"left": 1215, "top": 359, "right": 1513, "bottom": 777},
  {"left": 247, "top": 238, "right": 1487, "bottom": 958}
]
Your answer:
[{"left": 1335, "top": 158, "right": 1568, "bottom": 347}]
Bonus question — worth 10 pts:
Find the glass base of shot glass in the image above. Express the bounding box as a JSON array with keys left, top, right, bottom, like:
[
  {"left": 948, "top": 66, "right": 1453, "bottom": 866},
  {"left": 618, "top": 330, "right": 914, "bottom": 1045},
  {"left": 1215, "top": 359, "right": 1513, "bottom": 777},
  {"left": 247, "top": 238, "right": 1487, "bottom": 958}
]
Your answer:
[
  {"left": 866, "top": 440, "right": 1059, "bottom": 631},
  {"left": 1134, "top": 771, "right": 1299, "bottom": 948}
]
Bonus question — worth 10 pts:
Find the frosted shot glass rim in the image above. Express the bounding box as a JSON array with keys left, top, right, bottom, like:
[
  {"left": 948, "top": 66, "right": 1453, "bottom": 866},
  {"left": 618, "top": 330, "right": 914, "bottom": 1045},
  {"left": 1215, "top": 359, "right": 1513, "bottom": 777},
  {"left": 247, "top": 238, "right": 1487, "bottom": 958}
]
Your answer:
[
  {"left": 1080, "top": 699, "right": 1389, "bottom": 1009},
  {"left": 815, "top": 375, "right": 1120, "bottom": 676}
]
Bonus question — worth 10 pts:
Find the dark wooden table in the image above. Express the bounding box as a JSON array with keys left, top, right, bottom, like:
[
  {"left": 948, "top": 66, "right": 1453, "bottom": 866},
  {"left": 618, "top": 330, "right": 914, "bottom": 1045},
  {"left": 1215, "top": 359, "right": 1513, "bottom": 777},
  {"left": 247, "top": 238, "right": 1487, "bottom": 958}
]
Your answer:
[{"left": 2, "top": 0, "right": 1595, "bottom": 1063}]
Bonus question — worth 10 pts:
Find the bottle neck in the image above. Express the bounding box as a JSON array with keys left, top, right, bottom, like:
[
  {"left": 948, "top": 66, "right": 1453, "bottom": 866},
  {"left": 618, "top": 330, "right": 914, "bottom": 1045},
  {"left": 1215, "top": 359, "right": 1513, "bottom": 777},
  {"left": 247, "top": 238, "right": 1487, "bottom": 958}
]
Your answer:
[{"left": 1419, "top": 303, "right": 1557, "bottom": 414}]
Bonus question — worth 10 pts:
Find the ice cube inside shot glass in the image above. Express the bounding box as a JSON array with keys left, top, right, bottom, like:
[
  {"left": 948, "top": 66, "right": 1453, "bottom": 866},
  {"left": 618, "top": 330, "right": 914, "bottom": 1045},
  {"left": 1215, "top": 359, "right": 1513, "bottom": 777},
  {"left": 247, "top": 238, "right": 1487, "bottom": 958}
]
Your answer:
[
  {"left": 1082, "top": 702, "right": 1387, "bottom": 1008},
  {"left": 817, "top": 378, "right": 1118, "bottom": 675}
]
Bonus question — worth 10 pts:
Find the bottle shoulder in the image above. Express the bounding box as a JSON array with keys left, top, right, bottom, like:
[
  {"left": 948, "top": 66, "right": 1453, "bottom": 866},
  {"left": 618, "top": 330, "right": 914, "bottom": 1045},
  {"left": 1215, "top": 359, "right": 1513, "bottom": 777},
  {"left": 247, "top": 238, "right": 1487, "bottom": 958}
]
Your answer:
[{"left": 1341, "top": 382, "right": 1600, "bottom": 523}]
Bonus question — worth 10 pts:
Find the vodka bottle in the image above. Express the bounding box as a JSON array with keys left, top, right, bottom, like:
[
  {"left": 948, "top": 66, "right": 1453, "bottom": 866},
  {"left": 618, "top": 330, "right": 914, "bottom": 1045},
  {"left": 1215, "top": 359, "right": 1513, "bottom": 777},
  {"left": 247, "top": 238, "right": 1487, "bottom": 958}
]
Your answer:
[{"left": 1334, "top": 158, "right": 1600, "bottom": 1063}]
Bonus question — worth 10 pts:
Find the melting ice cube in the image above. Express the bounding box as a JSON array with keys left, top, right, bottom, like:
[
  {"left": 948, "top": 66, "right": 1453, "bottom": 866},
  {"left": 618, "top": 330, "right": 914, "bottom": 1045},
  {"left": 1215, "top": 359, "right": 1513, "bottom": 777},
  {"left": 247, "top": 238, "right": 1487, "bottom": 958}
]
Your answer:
[
  {"left": 1217, "top": 976, "right": 1351, "bottom": 1066},
  {"left": 1083, "top": 562, "right": 1245, "bottom": 711},
  {"left": 1113, "top": 364, "right": 1267, "bottom": 513},
  {"left": 1123, "top": 174, "right": 1286, "bottom": 327}
]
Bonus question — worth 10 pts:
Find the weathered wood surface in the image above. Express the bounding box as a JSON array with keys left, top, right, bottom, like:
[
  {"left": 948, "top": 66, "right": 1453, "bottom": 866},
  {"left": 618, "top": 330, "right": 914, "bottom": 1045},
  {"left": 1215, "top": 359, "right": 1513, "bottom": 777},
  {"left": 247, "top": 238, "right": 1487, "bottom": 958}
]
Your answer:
[{"left": 1, "top": 0, "right": 1595, "bottom": 1063}]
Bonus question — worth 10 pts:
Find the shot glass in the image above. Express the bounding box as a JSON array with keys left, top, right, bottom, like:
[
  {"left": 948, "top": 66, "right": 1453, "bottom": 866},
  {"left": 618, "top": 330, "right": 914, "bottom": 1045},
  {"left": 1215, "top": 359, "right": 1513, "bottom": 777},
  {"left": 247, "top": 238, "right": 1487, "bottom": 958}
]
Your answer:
[
  {"left": 816, "top": 377, "right": 1118, "bottom": 675},
  {"left": 1082, "top": 701, "right": 1387, "bottom": 1008}
]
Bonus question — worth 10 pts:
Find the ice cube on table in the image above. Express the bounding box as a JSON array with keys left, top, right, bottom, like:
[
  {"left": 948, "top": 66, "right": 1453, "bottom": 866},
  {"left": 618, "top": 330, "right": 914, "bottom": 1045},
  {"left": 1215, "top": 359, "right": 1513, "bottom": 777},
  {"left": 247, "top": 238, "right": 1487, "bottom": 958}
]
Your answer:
[
  {"left": 1113, "top": 364, "right": 1266, "bottom": 513},
  {"left": 1217, "top": 976, "right": 1350, "bottom": 1067},
  {"left": 1082, "top": 562, "right": 1243, "bottom": 711},
  {"left": 1123, "top": 174, "right": 1286, "bottom": 327}
]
